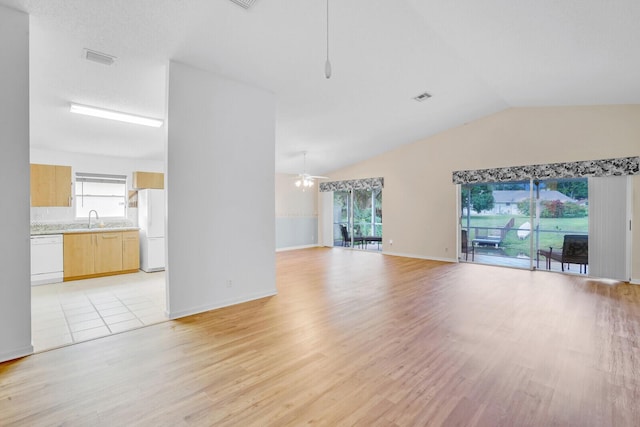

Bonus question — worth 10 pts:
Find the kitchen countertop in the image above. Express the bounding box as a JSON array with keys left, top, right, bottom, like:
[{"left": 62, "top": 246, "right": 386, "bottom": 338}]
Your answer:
[
  {"left": 31, "top": 227, "right": 140, "bottom": 236},
  {"left": 31, "top": 222, "right": 140, "bottom": 236}
]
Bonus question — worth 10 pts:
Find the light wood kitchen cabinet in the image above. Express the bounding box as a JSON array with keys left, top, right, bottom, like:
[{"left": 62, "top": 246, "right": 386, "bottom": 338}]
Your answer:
[
  {"left": 63, "top": 233, "right": 95, "bottom": 278},
  {"left": 94, "top": 232, "right": 123, "bottom": 274},
  {"left": 31, "top": 164, "right": 72, "bottom": 207},
  {"left": 63, "top": 230, "right": 140, "bottom": 281},
  {"left": 133, "top": 171, "right": 164, "bottom": 189},
  {"left": 122, "top": 231, "right": 140, "bottom": 271}
]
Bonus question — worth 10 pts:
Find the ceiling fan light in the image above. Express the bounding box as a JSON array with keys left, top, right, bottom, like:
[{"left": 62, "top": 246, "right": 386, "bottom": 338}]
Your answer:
[{"left": 295, "top": 152, "right": 326, "bottom": 190}]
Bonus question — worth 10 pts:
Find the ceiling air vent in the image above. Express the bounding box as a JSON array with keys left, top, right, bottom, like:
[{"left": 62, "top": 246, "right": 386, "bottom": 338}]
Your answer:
[
  {"left": 228, "top": 0, "right": 256, "bottom": 9},
  {"left": 83, "top": 49, "right": 116, "bottom": 66},
  {"left": 413, "top": 92, "right": 432, "bottom": 102}
]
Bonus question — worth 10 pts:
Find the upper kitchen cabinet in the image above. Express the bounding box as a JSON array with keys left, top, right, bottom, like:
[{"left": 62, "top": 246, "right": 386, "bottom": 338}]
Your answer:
[
  {"left": 30, "top": 164, "right": 72, "bottom": 207},
  {"left": 133, "top": 171, "right": 164, "bottom": 189}
]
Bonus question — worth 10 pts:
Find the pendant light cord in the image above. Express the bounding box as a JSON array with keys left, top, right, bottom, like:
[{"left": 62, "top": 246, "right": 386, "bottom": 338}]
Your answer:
[
  {"left": 324, "top": 0, "right": 332, "bottom": 78},
  {"left": 326, "top": 0, "right": 329, "bottom": 61}
]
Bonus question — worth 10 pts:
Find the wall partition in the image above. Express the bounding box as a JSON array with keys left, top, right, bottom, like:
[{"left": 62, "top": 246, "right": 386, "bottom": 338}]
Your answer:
[
  {"left": 0, "top": 5, "right": 32, "bottom": 363},
  {"left": 454, "top": 156, "right": 638, "bottom": 280}
]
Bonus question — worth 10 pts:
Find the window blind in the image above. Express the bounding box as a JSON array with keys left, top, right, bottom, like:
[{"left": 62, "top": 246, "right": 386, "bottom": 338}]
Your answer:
[{"left": 75, "top": 172, "right": 127, "bottom": 184}]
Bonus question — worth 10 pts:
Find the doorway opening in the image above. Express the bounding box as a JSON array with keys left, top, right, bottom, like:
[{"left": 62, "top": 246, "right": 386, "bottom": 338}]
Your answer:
[{"left": 30, "top": 169, "right": 167, "bottom": 353}]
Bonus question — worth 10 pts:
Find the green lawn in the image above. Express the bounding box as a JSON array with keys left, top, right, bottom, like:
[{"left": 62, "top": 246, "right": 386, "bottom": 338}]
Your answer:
[{"left": 464, "top": 215, "right": 588, "bottom": 257}]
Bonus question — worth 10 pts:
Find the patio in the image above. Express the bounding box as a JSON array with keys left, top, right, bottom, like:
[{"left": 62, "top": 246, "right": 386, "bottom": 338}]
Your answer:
[
  {"left": 334, "top": 238, "right": 382, "bottom": 252},
  {"left": 467, "top": 248, "right": 588, "bottom": 275},
  {"left": 462, "top": 218, "right": 589, "bottom": 275}
]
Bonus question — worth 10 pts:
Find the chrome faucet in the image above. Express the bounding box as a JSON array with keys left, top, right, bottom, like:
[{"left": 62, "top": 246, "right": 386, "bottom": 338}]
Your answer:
[{"left": 88, "top": 210, "right": 99, "bottom": 229}]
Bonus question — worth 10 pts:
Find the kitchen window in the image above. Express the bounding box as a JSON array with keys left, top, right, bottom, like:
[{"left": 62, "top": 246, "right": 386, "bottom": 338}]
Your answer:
[{"left": 75, "top": 173, "right": 127, "bottom": 218}]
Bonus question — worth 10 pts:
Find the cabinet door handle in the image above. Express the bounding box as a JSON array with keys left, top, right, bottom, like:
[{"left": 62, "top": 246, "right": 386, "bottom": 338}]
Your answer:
[{"left": 102, "top": 235, "right": 119, "bottom": 239}]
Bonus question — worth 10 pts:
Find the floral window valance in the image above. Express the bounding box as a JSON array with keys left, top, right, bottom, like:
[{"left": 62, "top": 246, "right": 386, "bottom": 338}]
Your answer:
[
  {"left": 452, "top": 156, "right": 639, "bottom": 184},
  {"left": 319, "top": 177, "right": 384, "bottom": 192}
]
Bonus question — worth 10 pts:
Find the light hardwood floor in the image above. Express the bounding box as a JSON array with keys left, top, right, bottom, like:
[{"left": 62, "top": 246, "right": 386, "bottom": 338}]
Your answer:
[{"left": 2, "top": 248, "right": 640, "bottom": 426}]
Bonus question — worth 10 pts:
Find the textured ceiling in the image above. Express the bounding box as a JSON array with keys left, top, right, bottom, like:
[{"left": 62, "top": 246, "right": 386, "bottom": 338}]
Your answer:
[{"left": 1, "top": 0, "right": 638, "bottom": 175}]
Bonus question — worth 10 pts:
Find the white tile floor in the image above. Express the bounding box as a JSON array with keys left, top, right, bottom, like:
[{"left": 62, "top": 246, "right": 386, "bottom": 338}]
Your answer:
[{"left": 31, "top": 271, "right": 166, "bottom": 353}]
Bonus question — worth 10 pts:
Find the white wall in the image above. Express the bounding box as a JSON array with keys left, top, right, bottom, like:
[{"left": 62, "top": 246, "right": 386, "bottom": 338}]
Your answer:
[
  {"left": 275, "top": 173, "right": 318, "bottom": 250},
  {"left": 30, "top": 148, "right": 164, "bottom": 224},
  {"left": 0, "top": 5, "right": 32, "bottom": 362},
  {"left": 166, "top": 61, "right": 276, "bottom": 318}
]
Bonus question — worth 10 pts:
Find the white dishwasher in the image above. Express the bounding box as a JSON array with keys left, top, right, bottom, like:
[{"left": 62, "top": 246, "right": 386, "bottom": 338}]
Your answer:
[{"left": 31, "top": 235, "right": 63, "bottom": 285}]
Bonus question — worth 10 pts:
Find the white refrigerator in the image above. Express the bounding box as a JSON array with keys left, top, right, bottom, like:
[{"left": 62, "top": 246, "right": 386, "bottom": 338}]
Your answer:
[{"left": 138, "top": 189, "right": 165, "bottom": 272}]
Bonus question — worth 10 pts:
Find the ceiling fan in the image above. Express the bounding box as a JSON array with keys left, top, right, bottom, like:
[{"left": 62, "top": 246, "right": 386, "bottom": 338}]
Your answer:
[{"left": 294, "top": 152, "right": 328, "bottom": 189}]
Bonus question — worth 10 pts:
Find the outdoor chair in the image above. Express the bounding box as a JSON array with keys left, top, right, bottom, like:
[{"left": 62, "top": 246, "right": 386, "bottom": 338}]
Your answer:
[
  {"left": 339, "top": 225, "right": 363, "bottom": 248},
  {"left": 538, "top": 234, "right": 588, "bottom": 274},
  {"left": 461, "top": 229, "right": 470, "bottom": 261},
  {"left": 340, "top": 225, "right": 349, "bottom": 246}
]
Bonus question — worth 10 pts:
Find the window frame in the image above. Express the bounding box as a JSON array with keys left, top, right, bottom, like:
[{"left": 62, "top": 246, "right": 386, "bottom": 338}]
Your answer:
[{"left": 74, "top": 172, "right": 128, "bottom": 219}]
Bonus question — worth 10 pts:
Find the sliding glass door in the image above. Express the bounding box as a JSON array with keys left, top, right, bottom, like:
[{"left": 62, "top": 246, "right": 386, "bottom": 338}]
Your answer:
[
  {"left": 333, "top": 189, "right": 383, "bottom": 251},
  {"left": 353, "top": 188, "right": 382, "bottom": 249},
  {"left": 333, "top": 191, "right": 352, "bottom": 246},
  {"left": 533, "top": 178, "right": 589, "bottom": 272},
  {"left": 454, "top": 156, "right": 637, "bottom": 280},
  {"left": 460, "top": 178, "right": 589, "bottom": 272},
  {"left": 461, "top": 180, "right": 531, "bottom": 268}
]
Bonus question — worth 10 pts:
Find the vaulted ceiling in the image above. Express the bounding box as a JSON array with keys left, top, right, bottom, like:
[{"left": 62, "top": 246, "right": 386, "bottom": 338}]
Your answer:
[{"left": 1, "top": 0, "right": 638, "bottom": 175}]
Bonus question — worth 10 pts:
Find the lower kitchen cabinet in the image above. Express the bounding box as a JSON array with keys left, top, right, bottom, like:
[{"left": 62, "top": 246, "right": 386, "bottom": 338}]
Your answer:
[
  {"left": 63, "top": 233, "right": 95, "bottom": 278},
  {"left": 94, "top": 232, "right": 123, "bottom": 274},
  {"left": 63, "top": 231, "right": 140, "bottom": 281},
  {"left": 122, "top": 231, "right": 140, "bottom": 271}
]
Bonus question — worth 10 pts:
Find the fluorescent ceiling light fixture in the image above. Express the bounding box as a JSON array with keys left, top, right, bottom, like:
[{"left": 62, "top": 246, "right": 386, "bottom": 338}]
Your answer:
[{"left": 69, "top": 103, "right": 163, "bottom": 128}]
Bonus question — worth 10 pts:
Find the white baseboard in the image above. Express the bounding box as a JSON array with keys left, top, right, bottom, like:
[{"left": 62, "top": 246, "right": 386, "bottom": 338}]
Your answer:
[
  {"left": 166, "top": 289, "right": 278, "bottom": 320},
  {"left": 276, "top": 244, "right": 320, "bottom": 252},
  {"left": 0, "top": 344, "right": 33, "bottom": 363},
  {"left": 31, "top": 272, "right": 63, "bottom": 286},
  {"left": 382, "top": 251, "right": 457, "bottom": 263},
  {"left": 631, "top": 278, "right": 640, "bottom": 285}
]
